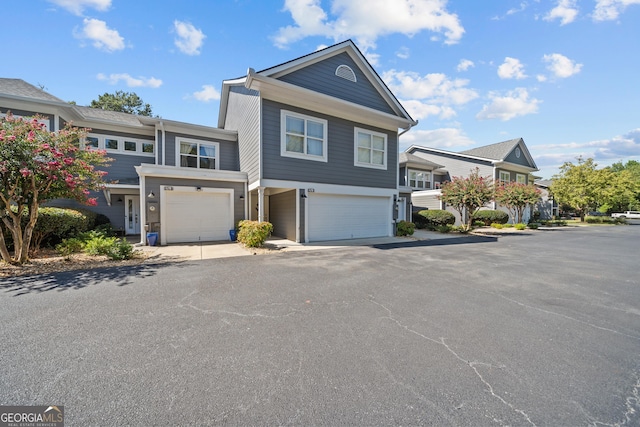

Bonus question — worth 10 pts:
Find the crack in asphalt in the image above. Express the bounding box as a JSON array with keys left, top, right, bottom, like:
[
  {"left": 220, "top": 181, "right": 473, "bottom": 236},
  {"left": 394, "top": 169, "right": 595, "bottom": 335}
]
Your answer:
[{"left": 368, "top": 296, "right": 536, "bottom": 427}]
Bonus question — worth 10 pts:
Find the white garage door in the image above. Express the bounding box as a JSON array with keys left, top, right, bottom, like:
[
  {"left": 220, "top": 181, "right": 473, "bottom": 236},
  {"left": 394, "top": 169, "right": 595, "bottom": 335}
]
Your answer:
[
  {"left": 307, "top": 194, "right": 390, "bottom": 241},
  {"left": 164, "top": 189, "right": 232, "bottom": 243}
]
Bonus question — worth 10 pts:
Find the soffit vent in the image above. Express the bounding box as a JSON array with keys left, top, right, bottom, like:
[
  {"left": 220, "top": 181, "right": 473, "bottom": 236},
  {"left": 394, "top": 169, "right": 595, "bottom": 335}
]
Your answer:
[{"left": 335, "top": 65, "right": 357, "bottom": 82}]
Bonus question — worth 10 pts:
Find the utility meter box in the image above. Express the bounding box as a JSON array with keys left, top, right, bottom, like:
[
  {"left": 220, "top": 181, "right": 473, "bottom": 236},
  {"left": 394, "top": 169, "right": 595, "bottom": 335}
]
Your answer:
[{"left": 147, "top": 201, "right": 159, "bottom": 223}]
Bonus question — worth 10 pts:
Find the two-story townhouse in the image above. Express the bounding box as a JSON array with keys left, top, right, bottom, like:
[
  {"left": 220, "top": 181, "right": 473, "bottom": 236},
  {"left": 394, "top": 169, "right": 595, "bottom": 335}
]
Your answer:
[
  {"left": 218, "top": 40, "right": 416, "bottom": 242},
  {"left": 1, "top": 40, "right": 416, "bottom": 245},
  {"left": 406, "top": 138, "right": 539, "bottom": 224},
  {"left": 0, "top": 79, "right": 248, "bottom": 246},
  {"left": 397, "top": 152, "right": 444, "bottom": 221}
]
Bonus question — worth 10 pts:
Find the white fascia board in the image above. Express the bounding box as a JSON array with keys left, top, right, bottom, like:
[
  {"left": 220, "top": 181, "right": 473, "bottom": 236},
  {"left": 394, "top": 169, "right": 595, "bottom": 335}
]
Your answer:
[
  {"left": 135, "top": 164, "right": 247, "bottom": 182},
  {"left": 105, "top": 183, "right": 140, "bottom": 190},
  {"left": 256, "top": 178, "right": 397, "bottom": 197},
  {"left": 246, "top": 73, "right": 414, "bottom": 131},
  {"left": 408, "top": 145, "right": 495, "bottom": 164},
  {"left": 494, "top": 161, "right": 539, "bottom": 174},
  {"left": 217, "top": 79, "right": 247, "bottom": 128}
]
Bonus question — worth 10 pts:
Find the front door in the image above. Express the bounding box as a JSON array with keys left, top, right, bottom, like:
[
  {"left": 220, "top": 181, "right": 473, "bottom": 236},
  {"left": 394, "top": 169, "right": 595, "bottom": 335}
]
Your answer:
[{"left": 125, "top": 195, "right": 141, "bottom": 235}]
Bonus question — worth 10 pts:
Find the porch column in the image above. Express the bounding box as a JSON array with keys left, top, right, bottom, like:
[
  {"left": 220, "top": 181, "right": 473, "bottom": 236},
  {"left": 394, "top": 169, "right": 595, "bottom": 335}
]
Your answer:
[{"left": 258, "top": 186, "right": 265, "bottom": 222}]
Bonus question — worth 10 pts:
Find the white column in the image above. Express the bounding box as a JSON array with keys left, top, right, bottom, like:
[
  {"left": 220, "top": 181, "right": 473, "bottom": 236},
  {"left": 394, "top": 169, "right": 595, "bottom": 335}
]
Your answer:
[{"left": 258, "top": 187, "right": 265, "bottom": 222}]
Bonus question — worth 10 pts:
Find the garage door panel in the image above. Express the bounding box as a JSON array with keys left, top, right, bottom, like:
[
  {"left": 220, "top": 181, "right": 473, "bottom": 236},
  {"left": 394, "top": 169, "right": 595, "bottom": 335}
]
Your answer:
[
  {"left": 164, "top": 190, "right": 231, "bottom": 243},
  {"left": 308, "top": 194, "right": 389, "bottom": 241}
]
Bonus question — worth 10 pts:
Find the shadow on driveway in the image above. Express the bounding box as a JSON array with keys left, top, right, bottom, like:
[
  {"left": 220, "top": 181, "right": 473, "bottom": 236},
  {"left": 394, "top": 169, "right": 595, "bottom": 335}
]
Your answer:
[{"left": 0, "top": 259, "right": 185, "bottom": 297}]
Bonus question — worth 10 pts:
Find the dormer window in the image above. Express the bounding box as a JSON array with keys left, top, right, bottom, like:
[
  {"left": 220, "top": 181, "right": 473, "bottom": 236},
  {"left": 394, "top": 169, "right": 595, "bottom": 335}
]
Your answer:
[{"left": 335, "top": 65, "right": 357, "bottom": 82}]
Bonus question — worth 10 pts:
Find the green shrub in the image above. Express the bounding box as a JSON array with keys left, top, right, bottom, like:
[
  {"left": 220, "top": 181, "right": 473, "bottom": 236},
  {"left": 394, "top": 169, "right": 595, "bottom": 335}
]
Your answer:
[
  {"left": 503, "top": 223, "right": 514, "bottom": 228},
  {"left": 450, "top": 225, "right": 469, "bottom": 233},
  {"left": 417, "top": 209, "right": 455, "bottom": 227},
  {"left": 396, "top": 220, "right": 415, "bottom": 236},
  {"left": 435, "top": 224, "right": 451, "bottom": 233},
  {"left": 237, "top": 220, "right": 273, "bottom": 248},
  {"left": 55, "top": 238, "right": 85, "bottom": 260},
  {"left": 514, "top": 223, "right": 527, "bottom": 230},
  {"left": 473, "top": 221, "right": 485, "bottom": 228},
  {"left": 491, "top": 223, "right": 504, "bottom": 229},
  {"left": 412, "top": 211, "right": 429, "bottom": 229},
  {"left": 585, "top": 215, "right": 625, "bottom": 224},
  {"left": 472, "top": 209, "right": 509, "bottom": 226},
  {"left": 527, "top": 223, "right": 539, "bottom": 229}
]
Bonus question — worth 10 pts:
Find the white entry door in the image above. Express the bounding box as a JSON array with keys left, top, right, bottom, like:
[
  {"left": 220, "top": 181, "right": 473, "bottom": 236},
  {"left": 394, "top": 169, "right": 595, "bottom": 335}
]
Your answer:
[{"left": 125, "top": 195, "right": 141, "bottom": 235}]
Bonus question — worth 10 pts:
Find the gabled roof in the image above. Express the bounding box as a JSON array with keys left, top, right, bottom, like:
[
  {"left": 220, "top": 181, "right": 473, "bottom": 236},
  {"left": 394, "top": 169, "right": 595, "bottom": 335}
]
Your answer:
[
  {"left": 408, "top": 137, "right": 538, "bottom": 171},
  {"left": 218, "top": 40, "right": 416, "bottom": 131},
  {"left": 399, "top": 152, "right": 443, "bottom": 170},
  {"left": 460, "top": 138, "right": 522, "bottom": 161},
  {"left": 0, "top": 78, "right": 65, "bottom": 103}
]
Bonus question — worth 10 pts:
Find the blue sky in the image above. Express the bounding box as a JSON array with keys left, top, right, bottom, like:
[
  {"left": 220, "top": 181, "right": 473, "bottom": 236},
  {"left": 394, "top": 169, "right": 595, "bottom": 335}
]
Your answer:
[{"left": 3, "top": 0, "right": 640, "bottom": 178}]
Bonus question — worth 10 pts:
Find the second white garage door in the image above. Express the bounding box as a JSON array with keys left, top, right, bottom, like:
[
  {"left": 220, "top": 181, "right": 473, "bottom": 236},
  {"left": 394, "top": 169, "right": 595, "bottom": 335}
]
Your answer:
[
  {"left": 307, "top": 194, "right": 390, "bottom": 241},
  {"left": 163, "top": 189, "right": 233, "bottom": 244}
]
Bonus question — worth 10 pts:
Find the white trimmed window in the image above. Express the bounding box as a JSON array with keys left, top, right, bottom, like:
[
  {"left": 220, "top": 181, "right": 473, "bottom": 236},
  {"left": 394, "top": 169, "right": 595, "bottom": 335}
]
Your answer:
[
  {"left": 84, "top": 133, "right": 154, "bottom": 156},
  {"left": 178, "top": 137, "right": 219, "bottom": 170},
  {"left": 516, "top": 173, "right": 527, "bottom": 184},
  {"left": 408, "top": 169, "right": 431, "bottom": 190},
  {"left": 280, "top": 110, "right": 328, "bottom": 162},
  {"left": 354, "top": 127, "right": 387, "bottom": 169},
  {"left": 499, "top": 170, "right": 511, "bottom": 183}
]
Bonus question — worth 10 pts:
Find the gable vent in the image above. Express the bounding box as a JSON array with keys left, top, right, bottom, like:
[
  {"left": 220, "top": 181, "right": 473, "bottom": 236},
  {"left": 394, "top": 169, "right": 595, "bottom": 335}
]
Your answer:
[{"left": 335, "top": 65, "right": 357, "bottom": 82}]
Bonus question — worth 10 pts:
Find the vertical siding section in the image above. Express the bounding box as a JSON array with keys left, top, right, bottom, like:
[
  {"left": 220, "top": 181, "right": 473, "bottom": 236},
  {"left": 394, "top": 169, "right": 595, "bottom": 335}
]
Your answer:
[
  {"left": 277, "top": 52, "right": 396, "bottom": 115},
  {"left": 269, "top": 190, "right": 296, "bottom": 240},
  {"left": 224, "top": 86, "right": 261, "bottom": 184},
  {"left": 262, "top": 100, "right": 397, "bottom": 189}
]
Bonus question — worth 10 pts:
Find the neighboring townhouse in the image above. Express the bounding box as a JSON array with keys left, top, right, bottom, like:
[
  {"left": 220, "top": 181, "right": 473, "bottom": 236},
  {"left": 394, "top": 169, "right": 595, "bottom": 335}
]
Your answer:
[
  {"left": 533, "top": 179, "right": 558, "bottom": 220},
  {"left": 1, "top": 40, "right": 416, "bottom": 245},
  {"left": 397, "top": 152, "right": 444, "bottom": 221},
  {"left": 406, "top": 138, "right": 539, "bottom": 224}
]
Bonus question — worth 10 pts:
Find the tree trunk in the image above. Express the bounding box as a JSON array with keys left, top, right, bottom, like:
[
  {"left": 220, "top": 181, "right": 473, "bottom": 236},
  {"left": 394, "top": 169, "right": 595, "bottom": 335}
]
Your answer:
[
  {"left": 0, "top": 229, "right": 13, "bottom": 264},
  {"left": 18, "top": 201, "right": 40, "bottom": 264}
]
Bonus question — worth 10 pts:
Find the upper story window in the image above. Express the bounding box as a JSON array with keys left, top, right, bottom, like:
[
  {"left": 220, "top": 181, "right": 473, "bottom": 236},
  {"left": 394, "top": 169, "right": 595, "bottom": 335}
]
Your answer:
[
  {"left": 84, "top": 133, "right": 154, "bottom": 156},
  {"left": 0, "top": 112, "right": 50, "bottom": 130},
  {"left": 355, "top": 127, "right": 387, "bottom": 170},
  {"left": 516, "top": 173, "right": 527, "bottom": 184},
  {"left": 281, "top": 110, "right": 328, "bottom": 162},
  {"left": 408, "top": 169, "right": 431, "bottom": 190},
  {"left": 499, "top": 170, "right": 511, "bottom": 183},
  {"left": 178, "top": 138, "right": 219, "bottom": 170}
]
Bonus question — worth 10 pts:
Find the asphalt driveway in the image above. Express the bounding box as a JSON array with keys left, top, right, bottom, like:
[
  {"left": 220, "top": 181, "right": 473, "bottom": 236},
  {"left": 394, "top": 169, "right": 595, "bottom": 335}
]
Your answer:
[{"left": 1, "top": 225, "right": 639, "bottom": 426}]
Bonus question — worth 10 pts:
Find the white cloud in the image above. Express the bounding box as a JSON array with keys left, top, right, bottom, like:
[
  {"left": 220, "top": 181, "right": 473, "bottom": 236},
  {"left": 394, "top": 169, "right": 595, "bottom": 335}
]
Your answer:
[
  {"left": 396, "top": 47, "right": 410, "bottom": 60},
  {"left": 382, "top": 69, "right": 479, "bottom": 120},
  {"left": 173, "top": 20, "right": 206, "bottom": 55},
  {"left": 544, "top": 0, "right": 579, "bottom": 25},
  {"left": 399, "top": 127, "right": 476, "bottom": 151},
  {"left": 536, "top": 74, "right": 547, "bottom": 82},
  {"left": 273, "top": 0, "right": 465, "bottom": 51},
  {"left": 593, "top": 0, "right": 640, "bottom": 21},
  {"left": 77, "top": 18, "right": 125, "bottom": 52},
  {"left": 497, "top": 57, "right": 527, "bottom": 80},
  {"left": 48, "top": 0, "right": 111, "bottom": 16},
  {"left": 456, "top": 59, "right": 474, "bottom": 72},
  {"left": 192, "top": 85, "right": 221, "bottom": 102},
  {"left": 97, "top": 73, "right": 162, "bottom": 88},
  {"left": 476, "top": 88, "right": 541, "bottom": 121},
  {"left": 534, "top": 129, "right": 640, "bottom": 174},
  {"left": 543, "top": 53, "right": 583, "bottom": 78}
]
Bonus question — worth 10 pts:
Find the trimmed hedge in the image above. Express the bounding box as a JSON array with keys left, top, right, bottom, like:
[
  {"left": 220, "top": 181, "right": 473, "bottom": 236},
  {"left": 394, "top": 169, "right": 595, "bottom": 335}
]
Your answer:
[
  {"left": 417, "top": 209, "right": 455, "bottom": 227},
  {"left": 237, "top": 220, "right": 273, "bottom": 248},
  {"left": 472, "top": 209, "right": 509, "bottom": 226}
]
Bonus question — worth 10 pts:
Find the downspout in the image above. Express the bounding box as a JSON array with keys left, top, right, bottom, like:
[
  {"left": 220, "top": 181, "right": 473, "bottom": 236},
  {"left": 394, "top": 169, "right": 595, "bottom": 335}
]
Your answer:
[{"left": 159, "top": 121, "right": 166, "bottom": 166}]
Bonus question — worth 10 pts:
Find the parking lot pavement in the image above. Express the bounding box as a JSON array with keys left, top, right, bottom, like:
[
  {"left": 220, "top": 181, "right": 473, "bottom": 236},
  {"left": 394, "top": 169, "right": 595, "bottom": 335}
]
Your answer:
[{"left": 1, "top": 224, "right": 638, "bottom": 425}]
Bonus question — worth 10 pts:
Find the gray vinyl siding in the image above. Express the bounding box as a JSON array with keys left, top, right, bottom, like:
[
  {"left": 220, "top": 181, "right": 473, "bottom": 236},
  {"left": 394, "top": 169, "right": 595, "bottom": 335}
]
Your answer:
[
  {"left": 100, "top": 153, "right": 148, "bottom": 183},
  {"left": 144, "top": 177, "right": 245, "bottom": 237},
  {"left": 262, "top": 100, "right": 397, "bottom": 189},
  {"left": 164, "top": 131, "right": 240, "bottom": 171},
  {"left": 496, "top": 169, "right": 529, "bottom": 184},
  {"left": 411, "top": 149, "right": 494, "bottom": 182},
  {"left": 399, "top": 166, "right": 407, "bottom": 186},
  {"left": 277, "top": 52, "right": 396, "bottom": 116},
  {"left": 504, "top": 144, "right": 534, "bottom": 168},
  {"left": 269, "top": 190, "right": 296, "bottom": 240},
  {"left": 224, "top": 86, "right": 261, "bottom": 184},
  {"left": 1, "top": 107, "right": 55, "bottom": 130}
]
